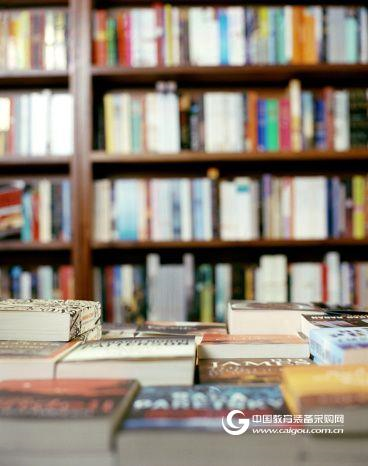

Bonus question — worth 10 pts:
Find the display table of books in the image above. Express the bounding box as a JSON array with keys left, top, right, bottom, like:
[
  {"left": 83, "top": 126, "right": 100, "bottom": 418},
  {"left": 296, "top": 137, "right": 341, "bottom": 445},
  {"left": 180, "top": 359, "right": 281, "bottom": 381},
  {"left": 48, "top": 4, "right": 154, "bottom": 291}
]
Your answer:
[{"left": 0, "top": 299, "right": 367, "bottom": 466}]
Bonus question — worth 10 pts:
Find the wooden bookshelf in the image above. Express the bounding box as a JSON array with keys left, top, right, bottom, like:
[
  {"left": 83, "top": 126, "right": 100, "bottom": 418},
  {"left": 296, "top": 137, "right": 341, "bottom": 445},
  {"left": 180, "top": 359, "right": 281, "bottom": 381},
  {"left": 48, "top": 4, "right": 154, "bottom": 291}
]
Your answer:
[{"left": 2, "top": 0, "right": 368, "bottom": 300}]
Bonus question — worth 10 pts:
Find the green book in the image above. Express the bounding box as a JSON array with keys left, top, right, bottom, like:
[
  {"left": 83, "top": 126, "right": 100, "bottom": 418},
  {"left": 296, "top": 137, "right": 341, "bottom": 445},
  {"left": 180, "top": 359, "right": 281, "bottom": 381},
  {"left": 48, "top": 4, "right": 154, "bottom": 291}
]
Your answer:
[
  {"left": 194, "top": 264, "right": 214, "bottom": 323},
  {"left": 106, "top": 17, "right": 117, "bottom": 66},
  {"left": 266, "top": 98, "right": 279, "bottom": 151},
  {"left": 275, "top": 8, "right": 286, "bottom": 64},
  {"left": 345, "top": 10, "right": 358, "bottom": 63}
]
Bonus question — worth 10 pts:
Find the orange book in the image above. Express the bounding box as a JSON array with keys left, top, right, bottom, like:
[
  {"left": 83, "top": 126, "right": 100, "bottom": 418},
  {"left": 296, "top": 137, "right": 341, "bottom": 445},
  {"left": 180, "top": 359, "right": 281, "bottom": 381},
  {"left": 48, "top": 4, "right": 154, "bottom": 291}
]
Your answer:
[
  {"left": 116, "top": 11, "right": 125, "bottom": 66},
  {"left": 302, "top": 10, "right": 317, "bottom": 64},
  {"left": 292, "top": 7, "right": 303, "bottom": 64},
  {"left": 93, "top": 10, "right": 107, "bottom": 66},
  {"left": 246, "top": 91, "right": 258, "bottom": 152}
]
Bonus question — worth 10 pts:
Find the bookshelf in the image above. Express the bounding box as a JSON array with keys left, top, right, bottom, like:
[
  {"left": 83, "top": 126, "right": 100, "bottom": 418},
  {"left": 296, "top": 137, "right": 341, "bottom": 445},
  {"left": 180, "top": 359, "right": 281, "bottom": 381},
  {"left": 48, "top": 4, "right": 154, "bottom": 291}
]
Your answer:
[{"left": 2, "top": 0, "right": 368, "bottom": 306}]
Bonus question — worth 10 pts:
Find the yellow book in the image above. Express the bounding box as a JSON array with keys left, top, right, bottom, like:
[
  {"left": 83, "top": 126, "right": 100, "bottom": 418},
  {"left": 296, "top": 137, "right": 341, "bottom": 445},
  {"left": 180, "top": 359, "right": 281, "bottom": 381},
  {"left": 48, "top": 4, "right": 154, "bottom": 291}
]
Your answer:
[
  {"left": 103, "top": 94, "right": 114, "bottom": 153},
  {"left": 259, "top": 7, "right": 268, "bottom": 62},
  {"left": 18, "top": 11, "right": 30, "bottom": 69},
  {"left": 353, "top": 175, "right": 365, "bottom": 239},
  {"left": 288, "top": 79, "right": 302, "bottom": 151},
  {"left": 281, "top": 364, "right": 368, "bottom": 414}
]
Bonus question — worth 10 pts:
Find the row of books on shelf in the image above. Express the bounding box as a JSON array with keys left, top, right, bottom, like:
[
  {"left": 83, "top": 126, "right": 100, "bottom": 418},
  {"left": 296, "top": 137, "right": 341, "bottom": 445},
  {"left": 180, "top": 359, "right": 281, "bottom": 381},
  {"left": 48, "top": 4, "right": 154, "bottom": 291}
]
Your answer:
[
  {"left": 0, "top": 91, "right": 73, "bottom": 157},
  {"left": 0, "top": 265, "right": 74, "bottom": 300},
  {"left": 1, "top": 299, "right": 368, "bottom": 465},
  {"left": 93, "top": 175, "right": 367, "bottom": 242},
  {"left": 99, "top": 82, "right": 368, "bottom": 155},
  {"left": 93, "top": 252, "right": 366, "bottom": 324},
  {"left": 92, "top": 5, "right": 368, "bottom": 67},
  {"left": 0, "top": 180, "right": 71, "bottom": 241},
  {"left": 0, "top": 9, "right": 68, "bottom": 71}
]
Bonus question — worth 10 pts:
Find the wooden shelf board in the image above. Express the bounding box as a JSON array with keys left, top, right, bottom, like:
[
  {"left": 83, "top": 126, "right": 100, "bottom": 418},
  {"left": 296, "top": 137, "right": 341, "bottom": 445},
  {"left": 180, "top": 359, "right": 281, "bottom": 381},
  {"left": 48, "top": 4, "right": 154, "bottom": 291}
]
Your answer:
[
  {"left": 91, "top": 64, "right": 368, "bottom": 84},
  {"left": 0, "top": 241, "right": 72, "bottom": 252},
  {"left": 0, "top": 70, "right": 68, "bottom": 85},
  {"left": 92, "top": 149, "right": 368, "bottom": 165},
  {"left": 93, "top": 239, "right": 368, "bottom": 250},
  {"left": 0, "top": 156, "right": 71, "bottom": 166}
]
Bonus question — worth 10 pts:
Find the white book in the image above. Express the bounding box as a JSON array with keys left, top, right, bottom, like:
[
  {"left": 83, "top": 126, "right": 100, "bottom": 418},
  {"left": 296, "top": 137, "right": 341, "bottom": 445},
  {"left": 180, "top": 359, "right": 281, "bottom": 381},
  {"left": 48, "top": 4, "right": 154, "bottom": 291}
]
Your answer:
[
  {"left": 121, "top": 93, "right": 132, "bottom": 154},
  {"left": 289, "top": 79, "right": 302, "bottom": 151},
  {"left": 93, "top": 179, "right": 112, "bottom": 242},
  {"left": 53, "top": 11, "right": 67, "bottom": 70},
  {"left": 202, "top": 178, "right": 213, "bottom": 240},
  {"left": 293, "top": 177, "right": 327, "bottom": 239},
  {"left": 227, "top": 93, "right": 244, "bottom": 152},
  {"left": 19, "top": 94, "right": 30, "bottom": 156},
  {"left": 340, "top": 262, "right": 352, "bottom": 305},
  {"left": 188, "top": 8, "right": 202, "bottom": 65},
  {"left": 44, "top": 11, "right": 55, "bottom": 69},
  {"left": 325, "top": 251, "right": 341, "bottom": 305},
  {"left": 130, "top": 9, "right": 141, "bottom": 67},
  {"left": 234, "top": 177, "right": 254, "bottom": 239},
  {"left": 180, "top": 179, "right": 192, "bottom": 241},
  {"left": 39, "top": 179, "right": 52, "bottom": 243},
  {"left": 215, "top": 263, "right": 232, "bottom": 322},
  {"left": 163, "top": 92, "right": 180, "bottom": 153},
  {"left": 333, "top": 91, "right": 349, "bottom": 151},
  {"left": 290, "top": 263, "right": 322, "bottom": 302},
  {"left": 50, "top": 93, "right": 73, "bottom": 155},
  {"left": 327, "top": 8, "right": 345, "bottom": 63},
  {"left": 137, "top": 180, "right": 148, "bottom": 240},
  {"left": 139, "top": 9, "right": 158, "bottom": 67},
  {"left": 145, "top": 93, "right": 159, "bottom": 152},
  {"left": 227, "top": 7, "right": 246, "bottom": 65},
  {"left": 204, "top": 93, "right": 225, "bottom": 152},
  {"left": 30, "top": 91, "right": 50, "bottom": 156},
  {"left": 37, "top": 266, "right": 54, "bottom": 300},
  {"left": 280, "top": 177, "right": 292, "bottom": 238},
  {"left": 219, "top": 180, "right": 235, "bottom": 239},
  {"left": 284, "top": 6, "right": 293, "bottom": 63},
  {"left": 20, "top": 272, "right": 32, "bottom": 300},
  {"left": 258, "top": 255, "right": 287, "bottom": 302},
  {"left": 0, "top": 97, "right": 10, "bottom": 132},
  {"left": 202, "top": 8, "right": 220, "bottom": 65}
]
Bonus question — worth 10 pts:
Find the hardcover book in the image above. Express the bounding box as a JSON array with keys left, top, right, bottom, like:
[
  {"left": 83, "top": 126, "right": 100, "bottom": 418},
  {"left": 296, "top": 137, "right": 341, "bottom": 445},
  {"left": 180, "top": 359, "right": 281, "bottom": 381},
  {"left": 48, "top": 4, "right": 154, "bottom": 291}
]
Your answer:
[
  {"left": 136, "top": 321, "right": 227, "bottom": 336},
  {"left": 0, "top": 299, "right": 101, "bottom": 341},
  {"left": 0, "top": 378, "right": 139, "bottom": 452},
  {"left": 199, "top": 358, "right": 312, "bottom": 384}
]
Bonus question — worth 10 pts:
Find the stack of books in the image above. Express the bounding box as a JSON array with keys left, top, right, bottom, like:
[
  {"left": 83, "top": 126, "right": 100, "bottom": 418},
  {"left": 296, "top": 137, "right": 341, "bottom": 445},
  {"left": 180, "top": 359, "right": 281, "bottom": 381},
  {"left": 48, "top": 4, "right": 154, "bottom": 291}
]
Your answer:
[
  {"left": 97, "top": 81, "right": 368, "bottom": 154},
  {"left": 0, "top": 8, "right": 68, "bottom": 71},
  {"left": 0, "top": 180, "right": 71, "bottom": 242},
  {"left": 94, "top": 252, "right": 368, "bottom": 324},
  {"left": 92, "top": 5, "right": 368, "bottom": 67},
  {"left": 93, "top": 174, "right": 367, "bottom": 241}
]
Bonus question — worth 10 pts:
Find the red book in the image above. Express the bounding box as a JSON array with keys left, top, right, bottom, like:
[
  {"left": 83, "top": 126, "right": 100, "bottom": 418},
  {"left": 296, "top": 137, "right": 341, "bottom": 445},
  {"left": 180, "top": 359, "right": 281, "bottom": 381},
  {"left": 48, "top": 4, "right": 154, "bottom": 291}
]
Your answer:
[
  {"left": 154, "top": 3, "right": 164, "bottom": 66},
  {"left": 123, "top": 10, "right": 131, "bottom": 67},
  {"left": 247, "top": 91, "right": 258, "bottom": 152},
  {"left": 321, "top": 263, "right": 328, "bottom": 303},
  {"left": 116, "top": 11, "right": 125, "bottom": 66},
  {"left": 279, "top": 98, "right": 291, "bottom": 151},
  {"left": 93, "top": 10, "right": 107, "bottom": 66}
]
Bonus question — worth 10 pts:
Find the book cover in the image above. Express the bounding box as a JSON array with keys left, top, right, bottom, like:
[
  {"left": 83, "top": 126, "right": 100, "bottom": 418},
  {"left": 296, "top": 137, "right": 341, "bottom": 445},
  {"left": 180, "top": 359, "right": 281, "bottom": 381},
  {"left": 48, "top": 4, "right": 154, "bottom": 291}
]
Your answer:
[
  {"left": 0, "top": 340, "right": 78, "bottom": 360},
  {"left": 123, "top": 384, "right": 287, "bottom": 431},
  {"left": 201, "top": 334, "right": 306, "bottom": 346},
  {"left": 0, "top": 379, "right": 138, "bottom": 419},
  {"left": 199, "top": 358, "right": 312, "bottom": 384},
  {"left": 137, "top": 321, "right": 226, "bottom": 336}
]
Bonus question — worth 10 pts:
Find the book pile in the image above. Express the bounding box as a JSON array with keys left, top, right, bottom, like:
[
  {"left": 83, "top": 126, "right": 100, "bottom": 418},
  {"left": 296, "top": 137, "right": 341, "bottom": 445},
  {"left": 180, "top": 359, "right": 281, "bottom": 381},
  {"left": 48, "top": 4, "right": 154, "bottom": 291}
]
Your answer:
[
  {"left": 1, "top": 299, "right": 368, "bottom": 465},
  {"left": 92, "top": 6, "right": 368, "bottom": 67},
  {"left": 0, "top": 9, "right": 68, "bottom": 71},
  {"left": 0, "top": 180, "right": 71, "bottom": 242},
  {"left": 93, "top": 174, "right": 367, "bottom": 241},
  {"left": 94, "top": 252, "right": 368, "bottom": 324},
  {"left": 98, "top": 82, "right": 368, "bottom": 154},
  {"left": 0, "top": 91, "right": 74, "bottom": 157}
]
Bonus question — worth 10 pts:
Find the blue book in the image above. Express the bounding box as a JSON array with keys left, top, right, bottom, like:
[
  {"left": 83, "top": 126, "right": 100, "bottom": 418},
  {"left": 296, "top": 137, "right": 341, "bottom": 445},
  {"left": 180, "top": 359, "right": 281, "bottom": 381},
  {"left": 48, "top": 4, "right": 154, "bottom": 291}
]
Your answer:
[
  {"left": 10, "top": 266, "right": 22, "bottom": 299},
  {"left": 310, "top": 327, "right": 368, "bottom": 364},
  {"left": 192, "top": 179, "right": 204, "bottom": 240},
  {"left": 257, "top": 99, "right": 267, "bottom": 151},
  {"left": 114, "top": 180, "right": 138, "bottom": 240},
  {"left": 123, "top": 385, "right": 286, "bottom": 431},
  {"left": 113, "top": 265, "right": 122, "bottom": 323},
  {"left": 21, "top": 188, "right": 32, "bottom": 242},
  {"left": 219, "top": 8, "right": 229, "bottom": 65},
  {"left": 314, "top": 99, "right": 326, "bottom": 149}
]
